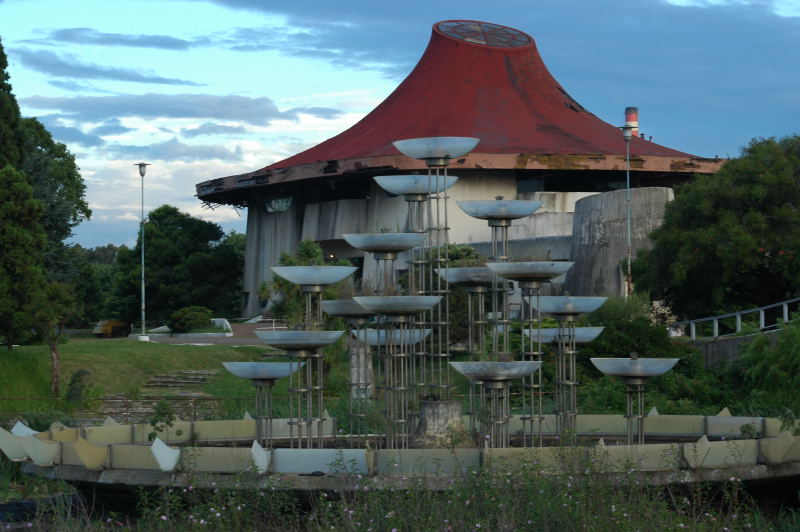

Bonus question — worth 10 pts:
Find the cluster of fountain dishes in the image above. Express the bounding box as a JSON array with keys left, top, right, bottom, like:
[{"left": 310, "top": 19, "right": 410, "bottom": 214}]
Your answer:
[
  {"left": 7, "top": 137, "right": 795, "bottom": 490},
  {"left": 224, "top": 135, "right": 676, "bottom": 451}
]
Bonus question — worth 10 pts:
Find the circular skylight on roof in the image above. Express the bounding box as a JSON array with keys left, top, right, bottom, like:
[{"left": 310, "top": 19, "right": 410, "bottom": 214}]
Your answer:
[{"left": 437, "top": 21, "right": 531, "bottom": 48}]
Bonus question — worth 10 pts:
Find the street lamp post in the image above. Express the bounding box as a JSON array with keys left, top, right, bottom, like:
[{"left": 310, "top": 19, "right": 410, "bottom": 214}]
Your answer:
[
  {"left": 135, "top": 162, "right": 150, "bottom": 338},
  {"left": 620, "top": 126, "right": 634, "bottom": 299}
]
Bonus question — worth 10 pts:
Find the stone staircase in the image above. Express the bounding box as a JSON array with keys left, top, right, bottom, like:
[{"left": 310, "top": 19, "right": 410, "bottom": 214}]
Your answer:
[{"left": 73, "top": 369, "right": 222, "bottom": 425}]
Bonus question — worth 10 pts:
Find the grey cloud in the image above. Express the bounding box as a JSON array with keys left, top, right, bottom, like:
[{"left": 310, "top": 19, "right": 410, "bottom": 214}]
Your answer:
[
  {"left": 91, "top": 119, "right": 134, "bottom": 136},
  {"left": 21, "top": 93, "right": 343, "bottom": 125},
  {"left": 106, "top": 137, "right": 243, "bottom": 162},
  {"left": 45, "top": 124, "right": 104, "bottom": 147},
  {"left": 221, "top": 22, "right": 417, "bottom": 77},
  {"left": 47, "top": 79, "right": 113, "bottom": 92},
  {"left": 34, "top": 115, "right": 104, "bottom": 147},
  {"left": 12, "top": 48, "right": 203, "bottom": 85},
  {"left": 45, "top": 27, "right": 199, "bottom": 50},
  {"left": 181, "top": 122, "right": 248, "bottom": 138}
]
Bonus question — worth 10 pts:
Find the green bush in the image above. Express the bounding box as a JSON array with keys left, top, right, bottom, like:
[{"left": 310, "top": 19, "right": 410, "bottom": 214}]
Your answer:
[
  {"left": 738, "top": 317, "right": 800, "bottom": 420},
  {"left": 577, "top": 296, "right": 730, "bottom": 414},
  {"left": 166, "top": 306, "right": 213, "bottom": 333}
]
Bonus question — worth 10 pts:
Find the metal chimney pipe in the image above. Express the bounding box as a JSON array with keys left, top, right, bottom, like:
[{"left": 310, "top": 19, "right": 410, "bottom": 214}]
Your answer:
[{"left": 624, "top": 107, "right": 639, "bottom": 138}]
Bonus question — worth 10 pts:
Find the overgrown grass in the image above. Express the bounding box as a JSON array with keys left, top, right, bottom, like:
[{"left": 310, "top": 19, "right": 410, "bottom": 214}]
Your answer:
[
  {"left": 13, "top": 454, "right": 793, "bottom": 531},
  {"left": 0, "top": 339, "right": 265, "bottom": 414}
]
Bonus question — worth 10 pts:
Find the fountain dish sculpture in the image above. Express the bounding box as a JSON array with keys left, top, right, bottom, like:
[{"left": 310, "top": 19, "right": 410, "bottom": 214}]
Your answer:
[
  {"left": 487, "top": 260, "right": 576, "bottom": 446},
  {"left": 222, "top": 362, "right": 303, "bottom": 449},
  {"left": 591, "top": 354, "right": 679, "bottom": 445},
  {"left": 530, "top": 295, "right": 608, "bottom": 444}
]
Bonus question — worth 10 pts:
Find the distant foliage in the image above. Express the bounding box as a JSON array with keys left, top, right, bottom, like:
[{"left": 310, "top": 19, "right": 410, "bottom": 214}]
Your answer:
[
  {"left": 167, "top": 306, "right": 213, "bottom": 333},
  {"left": 108, "top": 206, "right": 244, "bottom": 323},
  {"left": 635, "top": 135, "right": 800, "bottom": 318}
]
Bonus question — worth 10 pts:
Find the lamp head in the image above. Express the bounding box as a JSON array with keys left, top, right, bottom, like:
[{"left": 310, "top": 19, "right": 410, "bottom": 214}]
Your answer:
[
  {"left": 135, "top": 162, "right": 150, "bottom": 177},
  {"left": 619, "top": 125, "right": 634, "bottom": 142}
]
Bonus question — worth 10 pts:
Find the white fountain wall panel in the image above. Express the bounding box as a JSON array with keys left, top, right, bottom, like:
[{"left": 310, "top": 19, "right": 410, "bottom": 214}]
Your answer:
[
  {"left": 0, "top": 428, "right": 28, "bottom": 461},
  {"left": 375, "top": 449, "right": 480, "bottom": 475},
  {"left": 43, "top": 428, "right": 78, "bottom": 443},
  {"left": 706, "top": 416, "right": 765, "bottom": 438},
  {"left": 183, "top": 447, "right": 254, "bottom": 473},
  {"left": 272, "top": 448, "right": 368, "bottom": 474},
  {"left": 110, "top": 444, "right": 163, "bottom": 470},
  {"left": 483, "top": 447, "right": 565, "bottom": 471},
  {"left": 683, "top": 438, "right": 758, "bottom": 469},
  {"left": 133, "top": 422, "right": 194, "bottom": 444},
  {"left": 576, "top": 415, "right": 628, "bottom": 434},
  {"left": 19, "top": 436, "right": 59, "bottom": 466},
  {"left": 84, "top": 425, "right": 134, "bottom": 446},
  {"left": 193, "top": 419, "right": 255, "bottom": 441},
  {"left": 595, "top": 443, "right": 682, "bottom": 471},
  {"left": 60, "top": 443, "right": 83, "bottom": 466}
]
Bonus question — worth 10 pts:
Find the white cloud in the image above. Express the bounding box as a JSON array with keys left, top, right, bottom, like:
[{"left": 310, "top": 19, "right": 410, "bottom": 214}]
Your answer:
[
  {"left": 116, "top": 212, "right": 140, "bottom": 222},
  {"left": 662, "top": 0, "right": 800, "bottom": 16}
]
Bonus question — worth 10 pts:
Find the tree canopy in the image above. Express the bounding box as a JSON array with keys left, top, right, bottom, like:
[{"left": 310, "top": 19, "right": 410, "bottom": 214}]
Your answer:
[
  {"left": 634, "top": 135, "right": 800, "bottom": 318},
  {"left": 1, "top": 37, "right": 92, "bottom": 333},
  {"left": 18, "top": 117, "right": 91, "bottom": 249},
  {"left": 108, "top": 205, "right": 245, "bottom": 323},
  {"left": 0, "top": 165, "right": 46, "bottom": 349},
  {"left": 0, "top": 38, "right": 21, "bottom": 169}
]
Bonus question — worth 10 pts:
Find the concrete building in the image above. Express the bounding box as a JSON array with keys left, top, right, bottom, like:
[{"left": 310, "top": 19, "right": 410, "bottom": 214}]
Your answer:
[{"left": 195, "top": 20, "right": 723, "bottom": 317}]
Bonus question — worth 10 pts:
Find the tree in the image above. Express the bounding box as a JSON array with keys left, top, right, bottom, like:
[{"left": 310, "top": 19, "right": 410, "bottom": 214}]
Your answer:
[
  {"left": 32, "top": 282, "right": 80, "bottom": 394},
  {"left": 0, "top": 165, "right": 46, "bottom": 349},
  {"left": 0, "top": 38, "right": 22, "bottom": 169},
  {"left": 634, "top": 135, "right": 800, "bottom": 318},
  {"left": 0, "top": 38, "right": 93, "bottom": 327},
  {"left": 18, "top": 118, "right": 91, "bottom": 254},
  {"left": 108, "top": 206, "right": 245, "bottom": 324}
]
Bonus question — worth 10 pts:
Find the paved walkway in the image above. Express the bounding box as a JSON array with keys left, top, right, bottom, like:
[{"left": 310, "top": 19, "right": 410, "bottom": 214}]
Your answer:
[{"left": 144, "top": 320, "right": 287, "bottom": 345}]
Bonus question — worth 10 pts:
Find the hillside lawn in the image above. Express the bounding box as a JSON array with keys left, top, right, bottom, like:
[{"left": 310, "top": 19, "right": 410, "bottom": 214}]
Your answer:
[{"left": 0, "top": 339, "right": 266, "bottom": 414}]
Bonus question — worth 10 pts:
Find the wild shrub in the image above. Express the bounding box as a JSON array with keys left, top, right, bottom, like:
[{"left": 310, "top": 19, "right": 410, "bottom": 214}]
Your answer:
[{"left": 167, "top": 306, "right": 213, "bottom": 333}]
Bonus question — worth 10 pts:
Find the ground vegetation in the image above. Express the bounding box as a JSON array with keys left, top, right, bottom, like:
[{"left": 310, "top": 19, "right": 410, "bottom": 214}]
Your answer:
[{"left": 635, "top": 135, "right": 800, "bottom": 318}]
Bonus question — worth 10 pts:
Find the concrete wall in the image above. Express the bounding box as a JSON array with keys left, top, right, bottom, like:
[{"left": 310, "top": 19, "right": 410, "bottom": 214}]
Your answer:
[
  {"left": 691, "top": 329, "right": 778, "bottom": 368},
  {"left": 242, "top": 200, "right": 304, "bottom": 317},
  {"left": 240, "top": 175, "right": 671, "bottom": 316},
  {"left": 301, "top": 199, "right": 367, "bottom": 241},
  {"left": 564, "top": 187, "right": 673, "bottom": 297}
]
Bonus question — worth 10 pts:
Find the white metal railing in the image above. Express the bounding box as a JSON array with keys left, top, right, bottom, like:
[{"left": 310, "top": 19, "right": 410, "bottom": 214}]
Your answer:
[
  {"left": 260, "top": 318, "right": 288, "bottom": 330},
  {"left": 667, "top": 297, "right": 800, "bottom": 340}
]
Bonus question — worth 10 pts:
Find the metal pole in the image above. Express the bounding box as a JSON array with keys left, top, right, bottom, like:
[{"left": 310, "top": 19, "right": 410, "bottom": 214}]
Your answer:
[
  {"left": 135, "top": 162, "right": 149, "bottom": 337},
  {"left": 625, "top": 138, "right": 632, "bottom": 299},
  {"left": 141, "top": 176, "right": 145, "bottom": 335}
]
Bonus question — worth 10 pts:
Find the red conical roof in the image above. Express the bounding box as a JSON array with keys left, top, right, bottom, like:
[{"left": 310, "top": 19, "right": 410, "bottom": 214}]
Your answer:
[{"left": 266, "top": 20, "right": 690, "bottom": 172}]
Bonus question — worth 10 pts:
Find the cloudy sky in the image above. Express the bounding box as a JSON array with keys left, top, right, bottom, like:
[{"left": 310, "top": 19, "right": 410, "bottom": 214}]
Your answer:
[{"left": 2, "top": 0, "right": 798, "bottom": 248}]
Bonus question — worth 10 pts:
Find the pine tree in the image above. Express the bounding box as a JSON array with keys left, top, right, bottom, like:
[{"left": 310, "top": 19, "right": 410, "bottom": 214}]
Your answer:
[
  {"left": 0, "top": 38, "right": 22, "bottom": 169},
  {"left": 0, "top": 165, "right": 46, "bottom": 349}
]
